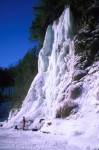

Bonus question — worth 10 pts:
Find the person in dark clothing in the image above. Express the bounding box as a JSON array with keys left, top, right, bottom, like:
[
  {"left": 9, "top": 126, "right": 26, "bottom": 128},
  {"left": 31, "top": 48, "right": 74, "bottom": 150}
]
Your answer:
[
  {"left": 58, "top": 44, "right": 61, "bottom": 52},
  {"left": 15, "top": 125, "right": 19, "bottom": 130},
  {"left": 23, "top": 117, "right": 26, "bottom": 130},
  {"left": 0, "top": 124, "right": 3, "bottom": 127}
]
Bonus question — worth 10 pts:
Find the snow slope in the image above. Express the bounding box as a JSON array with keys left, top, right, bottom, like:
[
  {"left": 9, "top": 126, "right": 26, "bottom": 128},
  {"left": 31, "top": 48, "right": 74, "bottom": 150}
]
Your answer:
[
  {"left": 0, "top": 128, "right": 82, "bottom": 150},
  {"left": 2, "top": 6, "right": 99, "bottom": 149}
]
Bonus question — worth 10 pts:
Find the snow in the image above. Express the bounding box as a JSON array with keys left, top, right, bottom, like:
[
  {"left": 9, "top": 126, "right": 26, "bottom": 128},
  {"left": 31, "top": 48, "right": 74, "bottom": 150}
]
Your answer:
[
  {"left": 1, "top": 6, "right": 99, "bottom": 150},
  {"left": 0, "top": 128, "right": 82, "bottom": 150}
]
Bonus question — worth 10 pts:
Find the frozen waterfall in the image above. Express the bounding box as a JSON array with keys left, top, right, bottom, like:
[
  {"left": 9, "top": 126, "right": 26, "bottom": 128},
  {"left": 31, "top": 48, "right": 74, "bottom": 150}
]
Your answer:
[{"left": 6, "top": 6, "right": 75, "bottom": 127}]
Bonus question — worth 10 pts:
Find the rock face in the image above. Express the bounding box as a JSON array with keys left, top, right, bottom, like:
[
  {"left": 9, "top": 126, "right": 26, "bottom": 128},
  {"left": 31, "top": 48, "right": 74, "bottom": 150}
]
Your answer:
[
  {"left": 74, "top": 5, "right": 99, "bottom": 70},
  {"left": 56, "top": 101, "right": 78, "bottom": 118}
]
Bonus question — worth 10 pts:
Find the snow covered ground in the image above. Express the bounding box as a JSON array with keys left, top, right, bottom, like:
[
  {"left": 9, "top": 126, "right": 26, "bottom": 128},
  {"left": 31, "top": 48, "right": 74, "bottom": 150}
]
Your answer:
[
  {"left": 0, "top": 128, "right": 81, "bottom": 150},
  {"left": 0, "top": 124, "right": 99, "bottom": 150},
  {"left": 1, "top": 113, "right": 99, "bottom": 150}
]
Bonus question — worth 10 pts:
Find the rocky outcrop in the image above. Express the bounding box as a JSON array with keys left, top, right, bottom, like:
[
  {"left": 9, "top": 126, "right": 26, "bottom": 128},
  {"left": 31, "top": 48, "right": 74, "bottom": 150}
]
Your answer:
[
  {"left": 74, "top": 5, "right": 99, "bottom": 70},
  {"left": 56, "top": 101, "right": 78, "bottom": 118}
]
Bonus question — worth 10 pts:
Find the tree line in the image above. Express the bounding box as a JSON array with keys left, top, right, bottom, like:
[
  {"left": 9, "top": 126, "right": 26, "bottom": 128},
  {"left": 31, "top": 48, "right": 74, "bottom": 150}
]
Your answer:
[
  {"left": 29, "top": 0, "right": 93, "bottom": 47},
  {"left": 12, "top": 48, "right": 38, "bottom": 107},
  {"left": 0, "top": 67, "right": 14, "bottom": 104},
  {"left": 0, "top": 48, "right": 38, "bottom": 107}
]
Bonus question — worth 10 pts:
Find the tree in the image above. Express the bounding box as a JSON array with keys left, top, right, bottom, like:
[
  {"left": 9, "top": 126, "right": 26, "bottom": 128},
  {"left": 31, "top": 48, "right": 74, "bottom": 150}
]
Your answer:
[
  {"left": 11, "top": 48, "right": 38, "bottom": 107},
  {"left": 29, "top": 0, "right": 65, "bottom": 47},
  {"left": 29, "top": 0, "right": 93, "bottom": 47},
  {"left": 0, "top": 67, "right": 14, "bottom": 102}
]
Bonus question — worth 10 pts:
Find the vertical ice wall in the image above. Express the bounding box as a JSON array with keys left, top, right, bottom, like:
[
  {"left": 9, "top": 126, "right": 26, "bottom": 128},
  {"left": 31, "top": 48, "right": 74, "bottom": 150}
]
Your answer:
[
  {"left": 6, "top": 6, "right": 75, "bottom": 127},
  {"left": 38, "top": 7, "right": 74, "bottom": 118}
]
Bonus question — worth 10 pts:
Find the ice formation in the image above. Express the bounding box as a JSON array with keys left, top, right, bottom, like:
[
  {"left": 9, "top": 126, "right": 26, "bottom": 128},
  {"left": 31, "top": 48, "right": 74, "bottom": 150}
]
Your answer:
[
  {"left": 4, "top": 7, "right": 99, "bottom": 146},
  {"left": 6, "top": 7, "right": 74, "bottom": 126}
]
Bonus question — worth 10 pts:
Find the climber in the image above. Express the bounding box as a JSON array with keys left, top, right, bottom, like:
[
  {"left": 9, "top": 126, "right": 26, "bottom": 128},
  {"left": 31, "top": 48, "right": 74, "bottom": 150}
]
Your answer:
[
  {"left": 0, "top": 124, "right": 3, "bottom": 127},
  {"left": 15, "top": 125, "right": 19, "bottom": 130},
  {"left": 58, "top": 44, "right": 61, "bottom": 52},
  {"left": 22, "top": 117, "right": 26, "bottom": 130}
]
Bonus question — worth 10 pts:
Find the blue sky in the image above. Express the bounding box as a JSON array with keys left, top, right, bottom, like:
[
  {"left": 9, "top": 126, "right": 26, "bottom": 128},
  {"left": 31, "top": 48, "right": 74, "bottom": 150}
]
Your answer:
[{"left": 0, "top": 0, "right": 38, "bottom": 68}]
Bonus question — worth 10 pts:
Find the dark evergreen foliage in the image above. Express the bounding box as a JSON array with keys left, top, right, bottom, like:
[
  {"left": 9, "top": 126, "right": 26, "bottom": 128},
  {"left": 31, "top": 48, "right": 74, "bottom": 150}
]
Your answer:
[
  {"left": 0, "top": 67, "right": 14, "bottom": 103},
  {"left": 11, "top": 48, "right": 38, "bottom": 107},
  {"left": 29, "top": 0, "right": 94, "bottom": 47},
  {"left": 0, "top": 48, "right": 38, "bottom": 107},
  {"left": 0, "top": 67, "right": 14, "bottom": 87}
]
